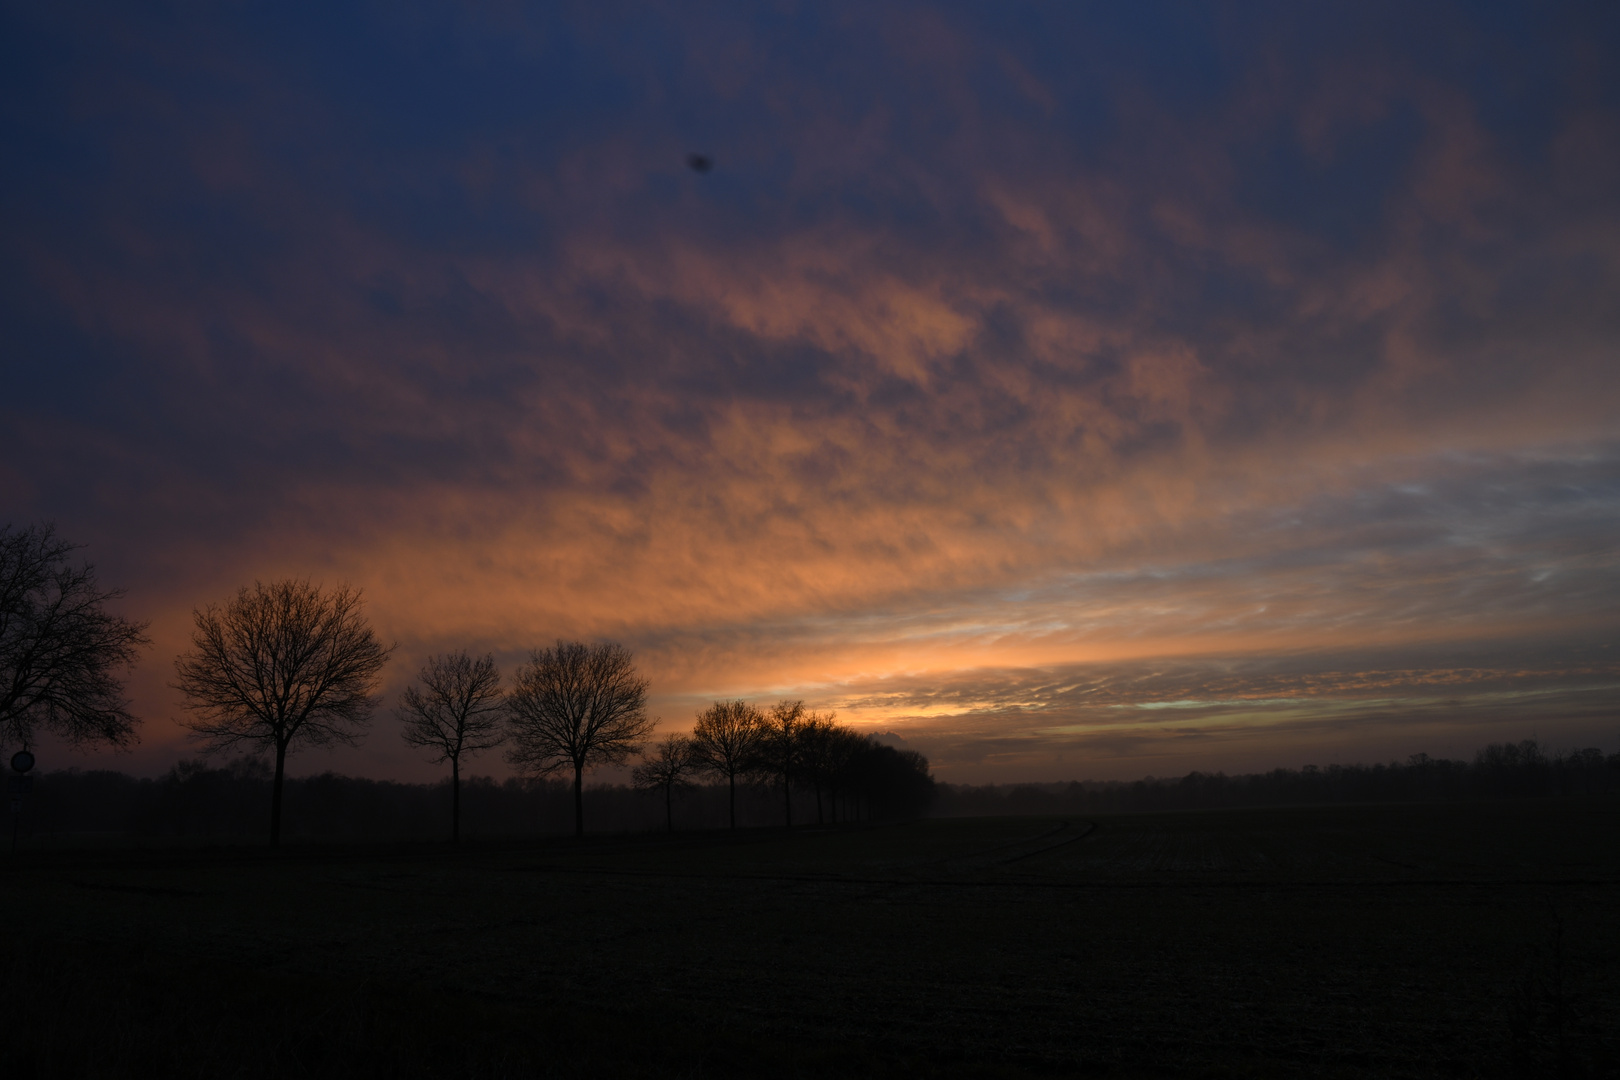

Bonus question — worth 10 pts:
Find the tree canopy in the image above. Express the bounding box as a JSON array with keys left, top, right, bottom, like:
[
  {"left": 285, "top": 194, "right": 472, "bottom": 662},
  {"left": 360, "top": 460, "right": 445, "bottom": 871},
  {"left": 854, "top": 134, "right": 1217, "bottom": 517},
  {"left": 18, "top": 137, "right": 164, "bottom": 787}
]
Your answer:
[
  {"left": 689, "top": 699, "right": 764, "bottom": 829},
  {"left": 397, "top": 650, "right": 506, "bottom": 843},
  {"left": 0, "top": 523, "right": 149, "bottom": 753},
  {"left": 631, "top": 733, "right": 698, "bottom": 832},
  {"left": 173, "top": 579, "right": 392, "bottom": 846},
  {"left": 506, "top": 640, "right": 653, "bottom": 836}
]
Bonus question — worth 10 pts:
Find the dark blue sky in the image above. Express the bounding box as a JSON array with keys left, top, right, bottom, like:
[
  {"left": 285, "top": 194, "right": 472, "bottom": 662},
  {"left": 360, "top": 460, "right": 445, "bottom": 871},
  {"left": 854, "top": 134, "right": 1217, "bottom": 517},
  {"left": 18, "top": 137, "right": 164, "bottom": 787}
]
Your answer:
[{"left": 4, "top": 1, "right": 1618, "bottom": 781}]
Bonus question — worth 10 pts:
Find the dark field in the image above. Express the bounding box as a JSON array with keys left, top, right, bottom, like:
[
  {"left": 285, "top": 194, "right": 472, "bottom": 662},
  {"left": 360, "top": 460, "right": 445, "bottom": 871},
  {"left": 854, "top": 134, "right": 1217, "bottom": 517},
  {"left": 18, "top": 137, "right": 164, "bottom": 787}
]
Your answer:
[{"left": 4, "top": 800, "right": 1618, "bottom": 1078}]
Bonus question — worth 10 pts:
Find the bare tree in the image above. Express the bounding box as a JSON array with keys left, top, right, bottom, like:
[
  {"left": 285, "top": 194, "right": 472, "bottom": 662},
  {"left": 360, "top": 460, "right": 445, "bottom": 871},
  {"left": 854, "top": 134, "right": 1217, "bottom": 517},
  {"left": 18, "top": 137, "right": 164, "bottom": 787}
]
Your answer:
[
  {"left": 505, "top": 640, "right": 653, "bottom": 836},
  {"left": 800, "top": 717, "right": 867, "bottom": 823},
  {"left": 172, "top": 579, "right": 392, "bottom": 846},
  {"left": 397, "top": 651, "right": 506, "bottom": 844},
  {"left": 0, "top": 523, "right": 150, "bottom": 753},
  {"left": 756, "top": 700, "right": 807, "bottom": 827},
  {"left": 797, "top": 713, "right": 839, "bottom": 824},
  {"left": 632, "top": 733, "right": 697, "bottom": 832},
  {"left": 689, "top": 699, "right": 763, "bottom": 829},
  {"left": 829, "top": 725, "right": 877, "bottom": 822}
]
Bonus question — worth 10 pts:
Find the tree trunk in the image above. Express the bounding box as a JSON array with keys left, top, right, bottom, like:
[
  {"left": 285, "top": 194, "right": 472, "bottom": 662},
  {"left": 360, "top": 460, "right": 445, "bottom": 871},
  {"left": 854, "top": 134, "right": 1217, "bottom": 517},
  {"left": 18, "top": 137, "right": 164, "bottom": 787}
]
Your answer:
[
  {"left": 270, "top": 741, "right": 287, "bottom": 848},
  {"left": 665, "top": 784, "right": 673, "bottom": 833},
  {"left": 783, "top": 769, "right": 792, "bottom": 828},
  {"left": 573, "top": 761, "right": 585, "bottom": 837},
  {"left": 451, "top": 754, "right": 460, "bottom": 845},
  {"left": 728, "top": 770, "right": 736, "bottom": 829},
  {"left": 814, "top": 783, "right": 824, "bottom": 825}
]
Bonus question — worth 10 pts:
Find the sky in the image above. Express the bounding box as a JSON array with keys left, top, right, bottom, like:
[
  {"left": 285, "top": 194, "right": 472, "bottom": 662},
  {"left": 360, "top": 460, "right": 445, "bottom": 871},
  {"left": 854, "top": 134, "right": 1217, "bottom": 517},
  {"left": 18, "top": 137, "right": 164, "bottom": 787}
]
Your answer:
[{"left": 3, "top": 1, "right": 1618, "bottom": 784}]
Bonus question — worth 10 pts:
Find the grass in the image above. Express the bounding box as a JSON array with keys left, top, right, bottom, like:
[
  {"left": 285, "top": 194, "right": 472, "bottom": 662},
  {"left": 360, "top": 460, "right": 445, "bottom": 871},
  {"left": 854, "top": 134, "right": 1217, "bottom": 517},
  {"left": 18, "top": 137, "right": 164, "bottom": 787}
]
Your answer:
[{"left": 3, "top": 800, "right": 1618, "bottom": 1077}]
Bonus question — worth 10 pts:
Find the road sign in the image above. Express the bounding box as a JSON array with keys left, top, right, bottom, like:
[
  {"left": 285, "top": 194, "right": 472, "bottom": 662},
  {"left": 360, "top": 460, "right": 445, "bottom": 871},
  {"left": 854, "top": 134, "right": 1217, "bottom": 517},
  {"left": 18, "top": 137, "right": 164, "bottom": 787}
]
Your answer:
[
  {"left": 10, "top": 750, "right": 34, "bottom": 774},
  {"left": 8, "top": 775, "right": 32, "bottom": 795}
]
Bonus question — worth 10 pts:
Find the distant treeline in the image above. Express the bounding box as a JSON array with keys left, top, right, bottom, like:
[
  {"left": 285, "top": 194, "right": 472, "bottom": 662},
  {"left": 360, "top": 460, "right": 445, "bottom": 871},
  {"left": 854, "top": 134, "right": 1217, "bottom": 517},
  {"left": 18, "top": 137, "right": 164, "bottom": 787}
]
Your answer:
[{"left": 934, "top": 741, "right": 1620, "bottom": 816}]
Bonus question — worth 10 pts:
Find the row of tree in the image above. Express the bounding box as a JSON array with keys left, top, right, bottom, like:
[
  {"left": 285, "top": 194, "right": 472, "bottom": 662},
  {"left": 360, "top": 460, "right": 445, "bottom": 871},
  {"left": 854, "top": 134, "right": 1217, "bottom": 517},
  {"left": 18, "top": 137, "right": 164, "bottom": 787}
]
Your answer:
[
  {"left": 395, "top": 648, "right": 935, "bottom": 839},
  {"left": 2, "top": 527, "right": 930, "bottom": 845},
  {"left": 18, "top": 762, "right": 897, "bottom": 842},
  {"left": 178, "top": 583, "right": 936, "bottom": 842},
  {"left": 634, "top": 702, "right": 934, "bottom": 832}
]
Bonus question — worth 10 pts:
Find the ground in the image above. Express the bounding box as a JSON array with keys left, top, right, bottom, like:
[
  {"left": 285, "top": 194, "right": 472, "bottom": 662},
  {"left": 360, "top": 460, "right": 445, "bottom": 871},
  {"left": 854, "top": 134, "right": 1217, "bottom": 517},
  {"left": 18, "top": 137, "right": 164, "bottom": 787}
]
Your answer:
[{"left": 3, "top": 800, "right": 1617, "bottom": 1077}]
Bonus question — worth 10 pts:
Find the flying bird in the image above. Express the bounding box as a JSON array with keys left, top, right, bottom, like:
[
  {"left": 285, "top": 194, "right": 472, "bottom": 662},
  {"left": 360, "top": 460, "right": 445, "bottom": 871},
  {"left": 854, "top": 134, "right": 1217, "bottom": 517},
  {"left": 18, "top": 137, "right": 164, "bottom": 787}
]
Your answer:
[{"left": 687, "top": 153, "right": 713, "bottom": 174}]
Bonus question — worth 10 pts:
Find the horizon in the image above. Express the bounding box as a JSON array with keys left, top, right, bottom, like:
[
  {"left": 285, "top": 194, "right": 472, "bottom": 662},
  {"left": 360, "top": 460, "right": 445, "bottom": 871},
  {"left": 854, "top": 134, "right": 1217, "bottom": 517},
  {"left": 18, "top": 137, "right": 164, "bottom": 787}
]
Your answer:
[
  {"left": 5, "top": 2, "right": 1618, "bottom": 785},
  {"left": 35, "top": 730, "right": 1613, "bottom": 793}
]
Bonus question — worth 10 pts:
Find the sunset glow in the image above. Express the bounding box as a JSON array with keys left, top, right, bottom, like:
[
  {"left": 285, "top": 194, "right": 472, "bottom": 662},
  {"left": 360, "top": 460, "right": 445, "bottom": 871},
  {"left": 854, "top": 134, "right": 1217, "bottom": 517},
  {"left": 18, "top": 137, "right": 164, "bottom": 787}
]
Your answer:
[{"left": 4, "top": 2, "right": 1617, "bottom": 782}]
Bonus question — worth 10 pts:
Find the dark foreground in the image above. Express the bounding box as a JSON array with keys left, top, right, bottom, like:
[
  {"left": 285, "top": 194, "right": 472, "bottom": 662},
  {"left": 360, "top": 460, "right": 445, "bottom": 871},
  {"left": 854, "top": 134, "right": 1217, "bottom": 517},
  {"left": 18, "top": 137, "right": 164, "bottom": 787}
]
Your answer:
[{"left": 3, "top": 801, "right": 1617, "bottom": 1078}]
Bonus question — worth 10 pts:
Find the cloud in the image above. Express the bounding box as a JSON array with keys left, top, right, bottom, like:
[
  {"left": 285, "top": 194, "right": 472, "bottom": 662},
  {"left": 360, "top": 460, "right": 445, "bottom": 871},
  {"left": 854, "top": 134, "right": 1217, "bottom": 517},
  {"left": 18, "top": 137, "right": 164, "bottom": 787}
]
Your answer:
[{"left": 4, "top": 1, "right": 1619, "bottom": 779}]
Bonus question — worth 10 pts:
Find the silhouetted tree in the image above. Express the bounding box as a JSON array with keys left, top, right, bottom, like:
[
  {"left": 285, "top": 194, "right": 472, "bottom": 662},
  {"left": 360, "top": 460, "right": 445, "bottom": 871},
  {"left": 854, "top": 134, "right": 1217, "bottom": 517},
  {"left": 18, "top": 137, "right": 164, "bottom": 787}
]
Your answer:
[
  {"left": 0, "top": 523, "right": 150, "bottom": 753},
  {"left": 822, "top": 723, "right": 870, "bottom": 822},
  {"left": 397, "top": 651, "right": 506, "bottom": 843},
  {"left": 690, "top": 699, "right": 763, "bottom": 829},
  {"left": 172, "top": 579, "right": 392, "bottom": 846},
  {"left": 1475, "top": 740, "right": 1550, "bottom": 799},
  {"left": 505, "top": 641, "right": 653, "bottom": 836},
  {"left": 632, "top": 733, "right": 697, "bottom": 832},
  {"left": 755, "top": 700, "right": 808, "bottom": 827},
  {"left": 797, "top": 714, "right": 840, "bottom": 823},
  {"left": 853, "top": 741, "right": 936, "bottom": 820}
]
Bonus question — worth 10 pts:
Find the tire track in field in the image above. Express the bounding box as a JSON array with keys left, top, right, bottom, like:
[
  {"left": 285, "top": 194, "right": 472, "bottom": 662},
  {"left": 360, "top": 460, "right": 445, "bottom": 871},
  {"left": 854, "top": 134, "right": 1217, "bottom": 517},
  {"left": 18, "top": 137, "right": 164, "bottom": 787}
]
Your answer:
[
  {"left": 927, "top": 819, "right": 1097, "bottom": 872},
  {"left": 994, "top": 820, "right": 1097, "bottom": 864},
  {"left": 929, "top": 820, "right": 1069, "bottom": 869}
]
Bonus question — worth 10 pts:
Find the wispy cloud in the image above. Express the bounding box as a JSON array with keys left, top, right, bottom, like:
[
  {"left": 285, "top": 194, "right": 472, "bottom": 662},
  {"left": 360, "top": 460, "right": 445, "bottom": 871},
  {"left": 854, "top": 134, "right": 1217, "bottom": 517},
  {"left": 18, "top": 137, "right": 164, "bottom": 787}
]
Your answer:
[{"left": 3, "top": 2, "right": 1618, "bottom": 779}]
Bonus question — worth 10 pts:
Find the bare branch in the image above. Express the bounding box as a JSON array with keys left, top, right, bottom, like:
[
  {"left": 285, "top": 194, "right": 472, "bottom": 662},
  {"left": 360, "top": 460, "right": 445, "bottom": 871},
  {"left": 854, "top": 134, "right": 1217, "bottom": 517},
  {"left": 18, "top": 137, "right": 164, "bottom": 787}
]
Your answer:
[
  {"left": 689, "top": 699, "right": 764, "bottom": 780},
  {"left": 633, "top": 732, "right": 695, "bottom": 833},
  {"left": 0, "top": 522, "right": 150, "bottom": 752},
  {"left": 172, "top": 579, "right": 392, "bottom": 846},
  {"left": 505, "top": 640, "right": 653, "bottom": 835},
  {"left": 173, "top": 580, "right": 392, "bottom": 755},
  {"left": 505, "top": 641, "right": 653, "bottom": 775},
  {"left": 631, "top": 733, "right": 697, "bottom": 792},
  {"left": 689, "top": 699, "right": 763, "bottom": 829},
  {"left": 757, "top": 700, "right": 807, "bottom": 826},
  {"left": 397, "top": 651, "right": 506, "bottom": 765}
]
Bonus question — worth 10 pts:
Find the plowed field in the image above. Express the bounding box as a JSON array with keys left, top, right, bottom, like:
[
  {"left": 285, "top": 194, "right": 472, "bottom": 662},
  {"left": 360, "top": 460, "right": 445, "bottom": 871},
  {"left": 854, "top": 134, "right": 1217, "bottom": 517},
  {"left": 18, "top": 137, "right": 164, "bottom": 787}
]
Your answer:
[{"left": 4, "top": 800, "right": 1616, "bottom": 1077}]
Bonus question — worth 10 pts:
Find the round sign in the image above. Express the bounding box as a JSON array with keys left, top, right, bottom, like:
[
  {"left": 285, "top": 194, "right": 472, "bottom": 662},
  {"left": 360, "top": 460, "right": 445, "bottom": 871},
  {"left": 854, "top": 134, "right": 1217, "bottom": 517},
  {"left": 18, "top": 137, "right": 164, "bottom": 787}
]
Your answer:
[{"left": 11, "top": 750, "right": 34, "bottom": 774}]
